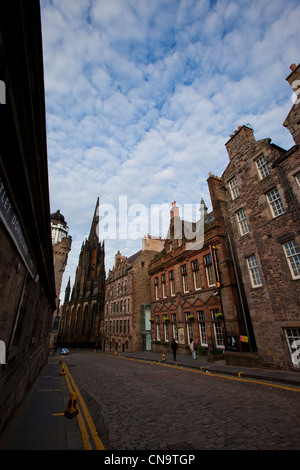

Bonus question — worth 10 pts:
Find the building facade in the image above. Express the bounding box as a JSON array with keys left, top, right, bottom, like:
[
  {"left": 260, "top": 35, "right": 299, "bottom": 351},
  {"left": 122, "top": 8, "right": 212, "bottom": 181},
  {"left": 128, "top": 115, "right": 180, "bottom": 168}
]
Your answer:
[
  {"left": 214, "top": 64, "right": 300, "bottom": 370},
  {"left": 148, "top": 200, "right": 253, "bottom": 356},
  {"left": 0, "top": 0, "right": 56, "bottom": 434},
  {"left": 58, "top": 198, "right": 105, "bottom": 347},
  {"left": 49, "top": 210, "right": 72, "bottom": 348},
  {"left": 103, "top": 236, "right": 164, "bottom": 352}
]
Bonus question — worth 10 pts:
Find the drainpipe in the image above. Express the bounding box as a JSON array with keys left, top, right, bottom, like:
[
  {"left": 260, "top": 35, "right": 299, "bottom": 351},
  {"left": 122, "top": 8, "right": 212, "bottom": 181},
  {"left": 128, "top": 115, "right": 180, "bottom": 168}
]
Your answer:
[
  {"left": 273, "top": 160, "right": 300, "bottom": 220},
  {"left": 227, "top": 234, "right": 253, "bottom": 353}
]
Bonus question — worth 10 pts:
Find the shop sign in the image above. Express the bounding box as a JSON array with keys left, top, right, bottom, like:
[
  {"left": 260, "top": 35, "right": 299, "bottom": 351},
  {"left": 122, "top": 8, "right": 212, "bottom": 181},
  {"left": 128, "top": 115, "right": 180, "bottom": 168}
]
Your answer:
[{"left": 0, "top": 174, "right": 36, "bottom": 278}]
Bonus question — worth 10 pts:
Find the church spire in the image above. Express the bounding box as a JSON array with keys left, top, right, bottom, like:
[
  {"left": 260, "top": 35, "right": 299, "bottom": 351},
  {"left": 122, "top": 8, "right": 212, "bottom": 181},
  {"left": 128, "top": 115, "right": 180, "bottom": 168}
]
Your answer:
[{"left": 88, "top": 197, "right": 99, "bottom": 244}]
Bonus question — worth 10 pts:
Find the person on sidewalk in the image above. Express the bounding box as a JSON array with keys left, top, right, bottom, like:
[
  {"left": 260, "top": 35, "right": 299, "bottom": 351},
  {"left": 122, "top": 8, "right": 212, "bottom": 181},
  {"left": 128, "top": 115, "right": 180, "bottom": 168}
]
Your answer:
[
  {"left": 171, "top": 338, "right": 178, "bottom": 361},
  {"left": 189, "top": 338, "right": 197, "bottom": 359}
]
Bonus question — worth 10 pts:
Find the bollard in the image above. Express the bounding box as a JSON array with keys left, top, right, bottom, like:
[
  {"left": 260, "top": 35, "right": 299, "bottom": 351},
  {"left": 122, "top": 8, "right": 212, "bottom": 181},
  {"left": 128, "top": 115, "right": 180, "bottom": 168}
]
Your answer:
[{"left": 64, "top": 392, "right": 79, "bottom": 419}]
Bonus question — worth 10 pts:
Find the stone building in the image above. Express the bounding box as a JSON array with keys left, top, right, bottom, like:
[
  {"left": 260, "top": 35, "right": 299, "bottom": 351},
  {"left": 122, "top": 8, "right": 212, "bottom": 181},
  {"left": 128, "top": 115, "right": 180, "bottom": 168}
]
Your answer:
[
  {"left": 212, "top": 63, "right": 300, "bottom": 370},
  {"left": 148, "top": 200, "right": 253, "bottom": 356},
  {"left": 49, "top": 210, "right": 72, "bottom": 348},
  {"left": 103, "top": 236, "right": 164, "bottom": 352},
  {"left": 0, "top": 1, "right": 56, "bottom": 434},
  {"left": 58, "top": 198, "right": 105, "bottom": 347}
]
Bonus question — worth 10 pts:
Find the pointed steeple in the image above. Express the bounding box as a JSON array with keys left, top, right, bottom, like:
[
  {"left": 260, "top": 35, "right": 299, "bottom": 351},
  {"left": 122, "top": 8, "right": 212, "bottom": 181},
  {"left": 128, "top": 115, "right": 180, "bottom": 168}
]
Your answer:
[
  {"left": 88, "top": 197, "right": 99, "bottom": 244},
  {"left": 64, "top": 277, "right": 71, "bottom": 303}
]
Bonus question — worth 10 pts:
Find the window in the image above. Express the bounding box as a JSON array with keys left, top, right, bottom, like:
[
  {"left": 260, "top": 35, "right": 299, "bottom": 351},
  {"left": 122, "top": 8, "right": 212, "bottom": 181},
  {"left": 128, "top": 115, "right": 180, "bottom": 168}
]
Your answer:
[
  {"left": 186, "top": 314, "right": 193, "bottom": 343},
  {"left": 197, "top": 310, "right": 207, "bottom": 346},
  {"left": 236, "top": 208, "right": 249, "bottom": 236},
  {"left": 295, "top": 172, "right": 300, "bottom": 189},
  {"left": 192, "top": 259, "right": 201, "bottom": 290},
  {"left": 156, "top": 315, "right": 160, "bottom": 341},
  {"left": 213, "top": 322, "right": 224, "bottom": 348},
  {"left": 282, "top": 240, "right": 300, "bottom": 279},
  {"left": 211, "top": 308, "right": 221, "bottom": 320},
  {"left": 169, "top": 270, "right": 175, "bottom": 296},
  {"left": 204, "top": 253, "right": 215, "bottom": 287},
  {"left": 164, "top": 322, "right": 169, "bottom": 342},
  {"left": 284, "top": 328, "right": 300, "bottom": 368},
  {"left": 246, "top": 254, "right": 262, "bottom": 287},
  {"left": 181, "top": 265, "right": 188, "bottom": 293},
  {"left": 228, "top": 176, "right": 239, "bottom": 200},
  {"left": 173, "top": 324, "right": 178, "bottom": 342},
  {"left": 162, "top": 274, "right": 166, "bottom": 298},
  {"left": 267, "top": 188, "right": 285, "bottom": 218},
  {"left": 155, "top": 277, "right": 159, "bottom": 300},
  {"left": 256, "top": 154, "right": 270, "bottom": 180}
]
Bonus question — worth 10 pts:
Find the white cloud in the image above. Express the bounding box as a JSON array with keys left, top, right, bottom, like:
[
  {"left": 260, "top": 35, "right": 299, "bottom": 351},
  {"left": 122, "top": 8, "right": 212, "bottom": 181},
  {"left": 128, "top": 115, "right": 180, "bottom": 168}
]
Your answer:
[{"left": 40, "top": 0, "right": 300, "bottom": 300}]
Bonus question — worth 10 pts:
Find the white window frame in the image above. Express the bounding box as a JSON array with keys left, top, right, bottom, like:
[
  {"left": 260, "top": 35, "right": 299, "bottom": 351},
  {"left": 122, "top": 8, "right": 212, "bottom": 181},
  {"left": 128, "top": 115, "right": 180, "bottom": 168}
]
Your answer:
[
  {"left": 192, "top": 260, "right": 201, "bottom": 290},
  {"left": 156, "top": 316, "right": 160, "bottom": 341},
  {"left": 255, "top": 154, "right": 270, "bottom": 180},
  {"left": 197, "top": 311, "right": 207, "bottom": 347},
  {"left": 284, "top": 328, "right": 300, "bottom": 368},
  {"left": 213, "top": 322, "right": 224, "bottom": 349},
  {"left": 282, "top": 240, "right": 300, "bottom": 279},
  {"left": 169, "top": 271, "right": 175, "bottom": 296},
  {"left": 164, "top": 322, "right": 169, "bottom": 342},
  {"left": 266, "top": 187, "right": 285, "bottom": 218},
  {"left": 187, "top": 322, "right": 193, "bottom": 344},
  {"left": 182, "top": 265, "right": 189, "bottom": 293},
  {"left": 236, "top": 208, "right": 249, "bottom": 236},
  {"left": 173, "top": 324, "right": 178, "bottom": 342},
  {"left": 155, "top": 277, "right": 159, "bottom": 300},
  {"left": 162, "top": 275, "right": 166, "bottom": 298},
  {"left": 246, "top": 254, "right": 262, "bottom": 287},
  {"left": 229, "top": 176, "right": 239, "bottom": 200},
  {"left": 204, "top": 253, "right": 216, "bottom": 287}
]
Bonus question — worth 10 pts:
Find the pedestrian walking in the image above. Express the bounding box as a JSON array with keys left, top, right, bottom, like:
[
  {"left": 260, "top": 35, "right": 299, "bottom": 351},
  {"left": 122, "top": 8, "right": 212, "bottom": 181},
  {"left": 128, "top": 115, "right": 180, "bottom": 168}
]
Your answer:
[
  {"left": 171, "top": 338, "right": 178, "bottom": 361},
  {"left": 189, "top": 338, "right": 197, "bottom": 359}
]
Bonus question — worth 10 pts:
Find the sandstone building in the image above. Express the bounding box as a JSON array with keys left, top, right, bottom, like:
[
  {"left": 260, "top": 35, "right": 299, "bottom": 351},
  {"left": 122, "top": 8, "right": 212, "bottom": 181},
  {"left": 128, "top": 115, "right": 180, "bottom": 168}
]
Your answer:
[
  {"left": 49, "top": 210, "right": 72, "bottom": 348},
  {"left": 148, "top": 200, "right": 255, "bottom": 356},
  {"left": 103, "top": 236, "right": 164, "bottom": 352},
  {"left": 58, "top": 198, "right": 105, "bottom": 347},
  {"left": 0, "top": 1, "right": 56, "bottom": 434},
  {"left": 212, "top": 63, "right": 300, "bottom": 370}
]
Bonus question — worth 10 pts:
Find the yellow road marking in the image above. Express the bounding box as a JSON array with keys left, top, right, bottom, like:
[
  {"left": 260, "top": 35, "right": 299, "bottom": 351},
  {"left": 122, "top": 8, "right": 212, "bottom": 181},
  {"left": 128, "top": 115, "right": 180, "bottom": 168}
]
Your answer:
[
  {"left": 97, "top": 352, "right": 300, "bottom": 393},
  {"left": 65, "top": 371, "right": 92, "bottom": 450},
  {"left": 64, "top": 364, "right": 105, "bottom": 450}
]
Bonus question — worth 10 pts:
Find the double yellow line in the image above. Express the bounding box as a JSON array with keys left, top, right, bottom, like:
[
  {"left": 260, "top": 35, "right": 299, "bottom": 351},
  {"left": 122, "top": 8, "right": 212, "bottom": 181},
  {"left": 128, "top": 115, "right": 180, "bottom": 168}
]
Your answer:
[
  {"left": 63, "top": 363, "right": 105, "bottom": 450},
  {"left": 111, "top": 354, "right": 300, "bottom": 393}
]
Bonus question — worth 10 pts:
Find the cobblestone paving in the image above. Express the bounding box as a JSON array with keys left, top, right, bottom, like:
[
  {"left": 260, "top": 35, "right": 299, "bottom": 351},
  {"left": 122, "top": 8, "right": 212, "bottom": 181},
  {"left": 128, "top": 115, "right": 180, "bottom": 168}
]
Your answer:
[{"left": 66, "top": 352, "right": 300, "bottom": 451}]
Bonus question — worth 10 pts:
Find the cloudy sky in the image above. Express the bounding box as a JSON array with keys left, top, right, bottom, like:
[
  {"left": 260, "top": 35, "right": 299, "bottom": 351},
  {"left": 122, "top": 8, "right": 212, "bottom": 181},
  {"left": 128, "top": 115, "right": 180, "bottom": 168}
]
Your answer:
[{"left": 40, "top": 0, "right": 300, "bottom": 301}]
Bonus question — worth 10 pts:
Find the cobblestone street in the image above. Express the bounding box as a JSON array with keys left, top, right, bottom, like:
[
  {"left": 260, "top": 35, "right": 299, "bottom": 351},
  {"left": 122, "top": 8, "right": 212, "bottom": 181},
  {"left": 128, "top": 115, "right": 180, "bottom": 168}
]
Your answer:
[{"left": 65, "top": 351, "right": 300, "bottom": 451}]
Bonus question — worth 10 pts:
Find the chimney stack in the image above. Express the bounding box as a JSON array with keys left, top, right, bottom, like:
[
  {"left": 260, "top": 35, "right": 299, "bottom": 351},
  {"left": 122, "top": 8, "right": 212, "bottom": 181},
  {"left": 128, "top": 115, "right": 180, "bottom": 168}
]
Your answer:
[
  {"left": 170, "top": 201, "right": 179, "bottom": 220},
  {"left": 286, "top": 63, "right": 300, "bottom": 89},
  {"left": 225, "top": 124, "right": 255, "bottom": 160}
]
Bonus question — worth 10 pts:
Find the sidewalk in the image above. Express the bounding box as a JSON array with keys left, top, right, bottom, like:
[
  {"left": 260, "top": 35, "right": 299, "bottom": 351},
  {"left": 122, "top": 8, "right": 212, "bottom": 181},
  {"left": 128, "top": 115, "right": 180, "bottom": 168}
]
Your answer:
[
  {"left": 0, "top": 358, "right": 84, "bottom": 450},
  {"left": 0, "top": 349, "right": 299, "bottom": 450}
]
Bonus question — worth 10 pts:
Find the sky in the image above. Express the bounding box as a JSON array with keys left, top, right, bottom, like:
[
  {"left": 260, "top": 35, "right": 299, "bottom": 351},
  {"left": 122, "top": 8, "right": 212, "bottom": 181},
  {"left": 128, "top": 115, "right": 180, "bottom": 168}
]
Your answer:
[{"left": 40, "top": 0, "right": 300, "bottom": 302}]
